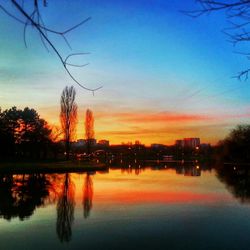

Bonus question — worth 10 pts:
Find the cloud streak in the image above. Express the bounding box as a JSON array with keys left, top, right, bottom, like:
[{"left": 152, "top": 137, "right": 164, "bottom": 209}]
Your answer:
[
  {"left": 38, "top": 106, "right": 250, "bottom": 145},
  {"left": 96, "top": 110, "right": 250, "bottom": 124}
]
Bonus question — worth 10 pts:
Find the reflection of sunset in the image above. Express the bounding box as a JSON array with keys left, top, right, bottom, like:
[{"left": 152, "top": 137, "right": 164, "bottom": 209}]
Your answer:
[
  {"left": 0, "top": 169, "right": 234, "bottom": 222},
  {"left": 94, "top": 190, "right": 230, "bottom": 204},
  {"left": 71, "top": 169, "right": 233, "bottom": 206},
  {"left": 0, "top": 167, "right": 246, "bottom": 249}
]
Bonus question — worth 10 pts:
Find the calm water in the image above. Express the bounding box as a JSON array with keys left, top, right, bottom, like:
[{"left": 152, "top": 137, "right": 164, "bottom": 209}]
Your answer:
[{"left": 0, "top": 164, "right": 250, "bottom": 250}]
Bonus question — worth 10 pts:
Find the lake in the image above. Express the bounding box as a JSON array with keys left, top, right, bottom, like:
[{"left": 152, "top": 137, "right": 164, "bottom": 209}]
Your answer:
[{"left": 0, "top": 164, "right": 250, "bottom": 250}]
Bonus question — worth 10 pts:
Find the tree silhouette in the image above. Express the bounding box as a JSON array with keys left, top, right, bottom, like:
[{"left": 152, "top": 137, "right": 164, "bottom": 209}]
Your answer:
[
  {"left": 19, "top": 108, "right": 51, "bottom": 158},
  {"left": 0, "top": 107, "right": 20, "bottom": 157},
  {"left": 186, "top": 1, "right": 250, "bottom": 80},
  {"left": 0, "top": 107, "right": 52, "bottom": 159},
  {"left": 0, "top": 174, "right": 52, "bottom": 221},
  {"left": 82, "top": 174, "right": 93, "bottom": 219},
  {"left": 0, "top": 0, "right": 102, "bottom": 93},
  {"left": 49, "top": 125, "right": 64, "bottom": 160},
  {"left": 85, "top": 109, "right": 95, "bottom": 155},
  {"left": 60, "top": 86, "right": 78, "bottom": 160},
  {"left": 217, "top": 125, "right": 250, "bottom": 162},
  {"left": 56, "top": 173, "right": 75, "bottom": 243}
]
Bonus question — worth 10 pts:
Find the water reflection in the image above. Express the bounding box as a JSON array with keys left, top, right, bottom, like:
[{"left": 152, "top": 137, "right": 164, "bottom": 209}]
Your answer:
[
  {"left": 216, "top": 164, "right": 250, "bottom": 204},
  {"left": 83, "top": 173, "right": 93, "bottom": 219},
  {"left": 0, "top": 174, "right": 51, "bottom": 221},
  {"left": 175, "top": 165, "right": 201, "bottom": 177},
  {"left": 1, "top": 162, "right": 250, "bottom": 245},
  {"left": 117, "top": 163, "right": 202, "bottom": 177},
  {"left": 56, "top": 173, "right": 75, "bottom": 242}
]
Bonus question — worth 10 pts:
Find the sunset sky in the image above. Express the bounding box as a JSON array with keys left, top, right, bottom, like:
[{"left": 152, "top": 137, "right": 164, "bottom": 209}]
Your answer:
[{"left": 1, "top": 0, "right": 250, "bottom": 145}]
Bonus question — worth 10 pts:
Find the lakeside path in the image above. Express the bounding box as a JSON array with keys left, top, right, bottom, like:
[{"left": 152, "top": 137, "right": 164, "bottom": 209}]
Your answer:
[{"left": 0, "top": 161, "right": 108, "bottom": 174}]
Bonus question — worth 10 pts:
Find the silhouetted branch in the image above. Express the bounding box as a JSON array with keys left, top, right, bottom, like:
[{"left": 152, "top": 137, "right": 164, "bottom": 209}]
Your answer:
[
  {"left": 185, "top": 0, "right": 250, "bottom": 80},
  {"left": 0, "top": 5, "right": 25, "bottom": 24},
  {"left": 64, "top": 53, "right": 91, "bottom": 68},
  {"left": 235, "top": 68, "right": 250, "bottom": 81},
  {"left": 184, "top": 1, "right": 249, "bottom": 17},
  {"left": 0, "top": 1, "right": 102, "bottom": 94}
]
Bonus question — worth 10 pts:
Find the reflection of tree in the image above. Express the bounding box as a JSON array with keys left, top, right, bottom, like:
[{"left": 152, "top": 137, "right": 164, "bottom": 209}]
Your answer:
[
  {"left": 184, "top": 166, "right": 201, "bottom": 177},
  {"left": 56, "top": 173, "right": 75, "bottom": 242},
  {"left": 216, "top": 165, "right": 250, "bottom": 203},
  {"left": 0, "top": 175, "right": 15, "bottom": 220},
  {"left": 83, "top": 174, "right": 93, "bottom": 219},
  {"left": 0, "top": 174, "right": 51, "bottom": 221}
]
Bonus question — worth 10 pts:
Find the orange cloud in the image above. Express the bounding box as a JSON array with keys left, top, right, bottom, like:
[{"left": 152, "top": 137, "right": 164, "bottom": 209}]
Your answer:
[
  {"left": 38, "top": 106, "right": 250, "bottom": 145},
  {"left": 97, "top": 111, "right": 250, "bottom": 123},
  {"left": 113, "top": 112, "right": 212, "bottom": 123}
]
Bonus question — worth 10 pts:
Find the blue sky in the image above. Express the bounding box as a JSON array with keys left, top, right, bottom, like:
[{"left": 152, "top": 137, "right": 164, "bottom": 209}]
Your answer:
[{"left": 0, "top": 0, "right": 250, "bottom": 144}]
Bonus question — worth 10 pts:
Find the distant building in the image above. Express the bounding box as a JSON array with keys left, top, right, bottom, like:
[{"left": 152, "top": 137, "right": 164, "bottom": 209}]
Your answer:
[
  {"left": 77, "top": 139, "right": 86, "bottom": 146},
  {"left": 98, "top": 140, "right": 109, "bottom": 147},
  {"left": 135, "top": 140, "right": 141, "bottom": 145},
  {"left": 183, "top": 138, "right": 200, "bottom": 148},
  {"left": 121, "top": 142, "right": 133, "bottom": 146},
  {"left": 151, "top": 144, "right": 166, "bottom": 149},
  {"left": 175, "top": 138, "right": 200, "bottom": 149},
  {"left": 72, "top": 139, "right": 86, "bottom": 148},
  {"left": 87, "top": 138, "right": 97, "bottom": 146},
  {"left": 200, "top": 143, "right": 211, "bottom": 149},
  {"left": 175, "top": 140, "right": 184, "bottom": 148}
]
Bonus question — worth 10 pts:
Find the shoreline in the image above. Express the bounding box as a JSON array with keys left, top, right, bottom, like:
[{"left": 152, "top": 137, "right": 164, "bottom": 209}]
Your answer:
[{"left": 0, "top": 161, "right": 108, "bottom": 174}]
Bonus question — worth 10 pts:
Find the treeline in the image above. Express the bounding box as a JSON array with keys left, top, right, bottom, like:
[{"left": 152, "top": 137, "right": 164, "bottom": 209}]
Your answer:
[
  {"left": 0, "top": 107, "right": 56, "bottom": 160},
  {"left": 216, "top": 125, "right": 250, "bottom": 163},
  {"left": 0, "top": 85, "right": 96, "bottom": 161}
]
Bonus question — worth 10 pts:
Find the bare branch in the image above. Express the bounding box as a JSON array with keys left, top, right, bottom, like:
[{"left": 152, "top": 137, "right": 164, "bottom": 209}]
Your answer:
[
  {"left": 1, "top": 1, "right": 102, "bottom": 93},
  {"left": 0, "top": 4, "right": 25, "bottom": 24},
  {"left": 234, "top": 69, "right": 250, "bottom": 81},
  {"left": 186, "top": 0, "right": 250, "bottom": 80}
]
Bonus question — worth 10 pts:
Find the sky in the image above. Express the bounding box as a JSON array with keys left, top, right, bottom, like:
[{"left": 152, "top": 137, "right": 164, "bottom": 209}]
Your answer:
[{"left": 0, "top": 0, "right": 250, "bottom": 145}]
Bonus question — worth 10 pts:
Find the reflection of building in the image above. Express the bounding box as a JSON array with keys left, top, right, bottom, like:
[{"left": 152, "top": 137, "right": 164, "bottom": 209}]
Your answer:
[
  {"left": 175, "top": 166, "right": 201, "bottom": 176},
  {"left": 184, "top": 166, "right": 201, "bottom": 177},
  {"left": 176, "top": 166, "right": 185, "bottom": 175},
  {"left": 163, "top": 155, "right": 173, "bottom": 161},
  {"left": 175, "top": 138, "right": 200, "bottom": 149}
]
